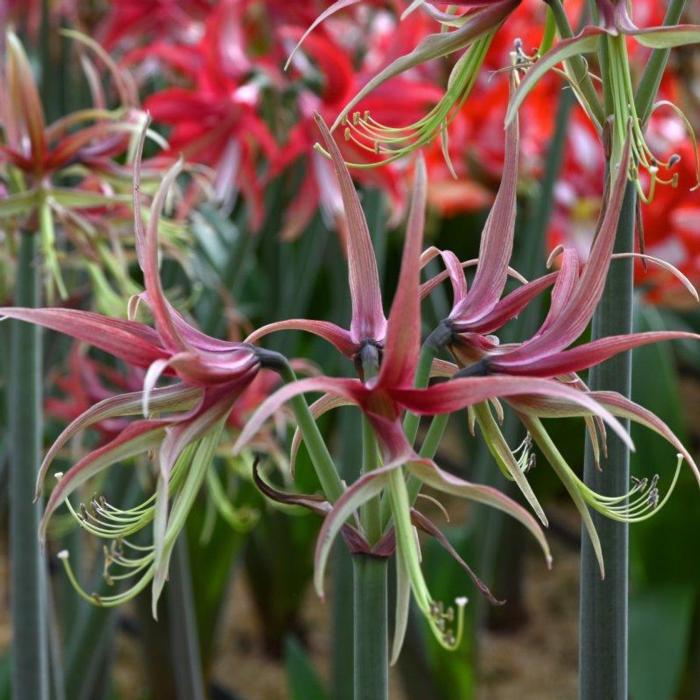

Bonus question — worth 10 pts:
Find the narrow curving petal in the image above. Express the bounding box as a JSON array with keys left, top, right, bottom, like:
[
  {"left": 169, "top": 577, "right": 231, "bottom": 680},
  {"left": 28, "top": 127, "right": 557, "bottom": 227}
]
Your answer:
[
  {"left": 411, "top": 508, "right": 503, "bottom": 605},
  {"left": 394, "top": 376, "right": 632, "bottom": 450},
  {"left": 233, "top": 376, "right": 366, "bottom": 455},
  {"left": 378, "top": 155, "right": 427, "bottom": 389},
  {"left": 491, "top": 331, "right": 699, "bottom": 377},
  {"left": 35, "top": 384, "right": 202, "bottom": 499},
  {"left": 465, "top": 272, "right": 556, "bottom": 334},
  {"left": 314, "top": 465, "right": 393, "bottom": 598},
  {"left": 494, "top": 135, "right": 632, "bottom": 366},
  {"left": 246, "top": 319, "right": 356, "bottom": 357},
  {"left": 0, "top": 307, "right": 168, "bottom": 368},
  {"left": 40, "top": 420, "right": 169, "bottom": 541},
  {"left": 314, "top": 114, "right": 386, "bottom": 346},
  {"left": 408, "top": 460, "right": 552, "bottom": 567},
  {"left": 451, "top": 93, "right": 519, "bottom": 323}
]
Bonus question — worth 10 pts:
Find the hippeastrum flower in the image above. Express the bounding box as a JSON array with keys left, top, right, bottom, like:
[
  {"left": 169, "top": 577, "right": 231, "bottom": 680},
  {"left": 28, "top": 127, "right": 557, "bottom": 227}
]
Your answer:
[
  {"left": 433, "top": 136, "right": 700, "bottom": 570},
  {"left": 506, "top": 0, "right": 700, "bottom": 202},
  {"left": 291, "top": 0, "right": 521, "bottom": 167},
  {"left": 0, "top": 30, "right": 166, "bottom": 298},
  {"left": 235, "top": 135, "right": 630, "bottom": 654},
  {"left": 0, "top": 127, "right": 266, "bottom": 614}
]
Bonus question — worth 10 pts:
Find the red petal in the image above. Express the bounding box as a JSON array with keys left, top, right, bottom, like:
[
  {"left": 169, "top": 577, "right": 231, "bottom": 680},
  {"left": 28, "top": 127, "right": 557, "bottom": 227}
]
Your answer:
[
  {"left": 314, "top": 114, "right": 386, "bottom": 346},
  {"left": 450, "top": 97, "right": 519, "bottom": 323},
  {"left": 393, "top": 376, "right": 632, "bottom": 447},
  {"left": 490, "top": 331, "right": 699, "bottom": 377},
  {"left": 132, "top": 122, "right": 188, "bottom": 352},
  {"left": 0, "top": 307, "right": 167, "bottom": 368},
  {"left": 378, "top": 156, "right": 427, "bottom": 389},
  {"left": 246, "top": 319, "right": 355, "bottom": 357},
  {"left": 466, "top": 272, "right": 556, "bottom": 334},
  {"left": 496, "top": 136, "right": 632, "bottom": 367}
]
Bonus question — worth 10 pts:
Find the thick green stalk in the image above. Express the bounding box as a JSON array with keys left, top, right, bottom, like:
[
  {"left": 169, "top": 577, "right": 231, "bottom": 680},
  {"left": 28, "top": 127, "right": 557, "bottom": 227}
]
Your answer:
[
  {"left": 353, "top": 348, "right": 389, "bottom": 700},
  {"left": 352, "top": 555, "right": 388, "bottom": 700},
  {"left": 579, "top": 184, "right": 636, "bottom": 700},
  {"left": 9, "top": 233, "right": 49, "bottom": 700},
  {"left": 332, "top": 409, "right": 362, "bottom": 700},
  {"left": 167, "top": 537, "right": 206, "bottom": 700},
  {"left": 360, "top": 346, "right": 382, "bottom": 541}
]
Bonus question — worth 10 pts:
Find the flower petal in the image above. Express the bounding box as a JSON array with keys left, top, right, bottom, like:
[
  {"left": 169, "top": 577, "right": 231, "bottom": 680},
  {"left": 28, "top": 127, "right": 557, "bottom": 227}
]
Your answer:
[
  {"left": 393, "top": 376, "right": 632, "bottom": 449},
  {"left": 314, "top": 114, "right": 386, "bottom": 347},
  {"left": 631, "top": 24, "right": 700, "bottom": 49},
  {"left": 509, "top": 391, "right": 700, "bottom": 486},
  {"left": 494, "top": 135, "right": 631, "bottom": 366},
  {"left": 40, "top": 420, "right": 169, "bottom": 541},
  {"left": 378, "top": 155, "right": 427, "bottom": 389},
  {"left": 36, "top": 384, "right": 202, "bottom": 499},
  {"left": 314, "top": 466, "right": 393, "bottom": 598},
  {"left": 0, "top": 307, "right": 168, "bottom": 368},
  {"left": 132, "top": 121, "right": 188, "bottom": 352},
  {"left": 490, "top": 331, "right": 699, "bottom": 377},
  {"left": 411, "top": 508, "right": 503, "bottom": 605},
  {"left": 6, "top": 32, "right": 46, "bottom": 164},
  {"left": 408, "top": 460, "right": 552, "bottom": 567},
  {"left": 246, "top": 319, "right": 355, "bottom": 357},
  {"left": 284, "top": 0, "right": 363, "bottom": 70},
  {"left": 465, "top": 272, "right": 556, "bottom": 334},
  {"left": 451, "top": 95, "right": 519, "bottom": 323},
  {"left": 233, "top": 376, "right": 365, "bottom": 455}
]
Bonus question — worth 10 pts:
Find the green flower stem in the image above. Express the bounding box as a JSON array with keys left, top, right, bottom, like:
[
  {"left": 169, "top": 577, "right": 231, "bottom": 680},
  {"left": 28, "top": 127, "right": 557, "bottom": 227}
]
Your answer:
[
  {"left": 635, "top": 0, "right": 688, "bottom": 125},
  {"left": 333, "top": 409, "right": 363, "bottom": 700},
  {"left": 403, "top": 323, "right": 452, "bottom": 445},
  {"left": 354, "top": 346, "right": 389, "bottom": 700},
  {"left": 274, "top": 357, "right": 344, "bottom": 502},
  {"left": 360, "top": 346, "right": 383, "bottom": 542},
  {"left": 9, "top": 232, "right": 49, "bottom": 700},
  {"left": 547, "top": 0, "right": 606, "bottom": 129},
  {"left": 351, "top": 555, "right": 388, "bottom": 700},
  {"left": 579, "top": 183, "right": 636, "bottom": 700},
  {"left": 167, "top": 537, "right": 206, "bottom": 700}
]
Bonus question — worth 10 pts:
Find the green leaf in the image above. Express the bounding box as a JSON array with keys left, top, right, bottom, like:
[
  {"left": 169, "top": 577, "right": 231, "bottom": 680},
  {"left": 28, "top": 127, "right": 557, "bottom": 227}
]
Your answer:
[
  {"left": 285, "top": 636, "right": 328, "bottom": 700},
  {"left": 630, "top": 586, "right": 694, "bottom": 700},
  {"left": 49, "top": 188, "right": 131, "bottom": 208},
  {"left": 0, "top": 189, "right": 39, "bottom": 216},
  {"left": 632, "top": 25, "right": 700, "bottom": 49}
]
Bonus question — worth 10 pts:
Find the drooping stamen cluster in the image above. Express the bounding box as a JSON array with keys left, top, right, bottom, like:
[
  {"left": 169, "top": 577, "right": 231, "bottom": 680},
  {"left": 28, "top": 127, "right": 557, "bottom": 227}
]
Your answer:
[
  {"left": 336, "top": 33, "right": 494, "bottom": 170},
  {"left": 579, "top": 454, "right": 683, "bottom": 523},
  {"left": 290, "top": 0, "right": 519, "bottom": 168},
  {"left": 603, "top": 32, "right": 688, "bottom": 204},
  {"left": 506, "top": 5, "right": 700, "bottom": 204},
  {"left": 512, "top": 432, "right": 536, "bottom": 474}
]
